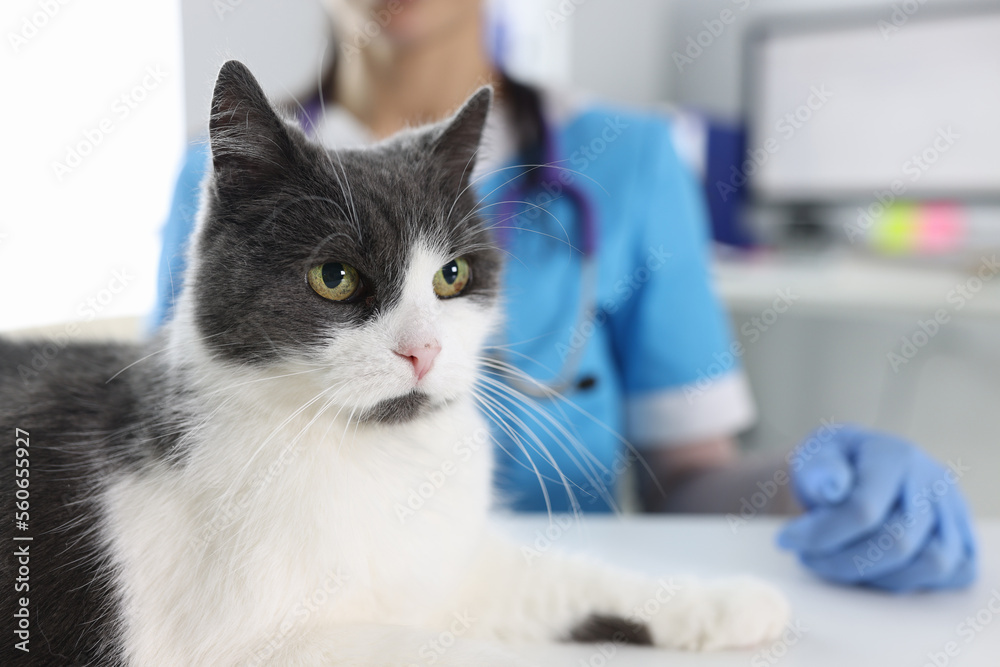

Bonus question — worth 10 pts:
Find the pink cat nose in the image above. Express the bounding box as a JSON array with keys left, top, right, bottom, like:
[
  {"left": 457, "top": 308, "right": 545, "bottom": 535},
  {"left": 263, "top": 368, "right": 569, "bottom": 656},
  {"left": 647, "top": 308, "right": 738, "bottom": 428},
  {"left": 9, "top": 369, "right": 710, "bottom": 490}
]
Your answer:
[{"left": 394, "top": 341, "right": 441, "bottom": 381}]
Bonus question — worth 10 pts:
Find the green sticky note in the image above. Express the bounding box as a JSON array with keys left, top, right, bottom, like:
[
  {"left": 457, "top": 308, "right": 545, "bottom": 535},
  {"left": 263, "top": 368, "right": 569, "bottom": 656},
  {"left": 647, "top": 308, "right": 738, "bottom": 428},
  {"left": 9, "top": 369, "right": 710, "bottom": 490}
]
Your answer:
[{"left": 873, "top": 203, "right": 917, "bottom": 254}]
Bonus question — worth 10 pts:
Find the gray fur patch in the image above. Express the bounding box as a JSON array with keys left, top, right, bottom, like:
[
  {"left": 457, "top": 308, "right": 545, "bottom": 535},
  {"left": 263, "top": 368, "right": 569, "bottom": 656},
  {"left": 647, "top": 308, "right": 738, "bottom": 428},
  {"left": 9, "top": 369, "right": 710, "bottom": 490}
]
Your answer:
[
  {"left": 359, "top": 391, "right": 442, "bottom": 424},
  {"left": 568, "top": 614, "right": 653, "bottom": 646}
]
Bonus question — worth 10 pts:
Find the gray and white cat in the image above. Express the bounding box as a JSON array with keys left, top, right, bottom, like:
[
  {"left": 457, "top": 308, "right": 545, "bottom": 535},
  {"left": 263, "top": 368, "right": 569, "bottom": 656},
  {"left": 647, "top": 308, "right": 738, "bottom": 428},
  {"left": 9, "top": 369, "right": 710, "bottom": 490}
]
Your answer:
[{"left": 0, "top": 61, "right": 788, "bottom": 666}]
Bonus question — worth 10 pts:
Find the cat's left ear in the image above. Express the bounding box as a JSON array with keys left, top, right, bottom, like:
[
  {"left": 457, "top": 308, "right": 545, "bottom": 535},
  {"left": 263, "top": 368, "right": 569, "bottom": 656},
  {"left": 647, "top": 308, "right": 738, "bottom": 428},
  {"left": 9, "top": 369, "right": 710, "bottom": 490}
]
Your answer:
[{"left": 430, "top": 86, "right": 493, "bottom": 187}]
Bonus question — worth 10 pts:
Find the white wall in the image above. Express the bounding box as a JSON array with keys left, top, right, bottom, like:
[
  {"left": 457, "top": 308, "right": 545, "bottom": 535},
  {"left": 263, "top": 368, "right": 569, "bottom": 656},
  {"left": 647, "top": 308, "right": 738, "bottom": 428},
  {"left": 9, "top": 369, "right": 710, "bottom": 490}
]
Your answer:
[
  {"left": 1, "top": 0, "right": 185, "bottom": 331},
  {"left": 180, "top": 0, "right": 330, "bottom": 140},
  {"left": 566, "top": 0, "right": 681, "bottom": 106}
]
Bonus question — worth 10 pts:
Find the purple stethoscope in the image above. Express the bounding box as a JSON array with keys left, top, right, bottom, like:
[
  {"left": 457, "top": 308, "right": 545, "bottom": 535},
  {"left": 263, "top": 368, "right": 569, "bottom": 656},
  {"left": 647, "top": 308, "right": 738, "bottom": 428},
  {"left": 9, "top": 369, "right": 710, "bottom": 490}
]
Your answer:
[{"left": 299, "top": 97, "right": 600, "bottom": 396}]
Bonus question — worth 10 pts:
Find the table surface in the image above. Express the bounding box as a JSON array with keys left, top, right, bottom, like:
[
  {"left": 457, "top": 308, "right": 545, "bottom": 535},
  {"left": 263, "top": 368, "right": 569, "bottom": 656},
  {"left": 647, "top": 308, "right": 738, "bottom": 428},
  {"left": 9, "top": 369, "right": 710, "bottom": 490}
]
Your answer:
[{"left": 495, "top": 515, "right": 1000, "bottom": 666}]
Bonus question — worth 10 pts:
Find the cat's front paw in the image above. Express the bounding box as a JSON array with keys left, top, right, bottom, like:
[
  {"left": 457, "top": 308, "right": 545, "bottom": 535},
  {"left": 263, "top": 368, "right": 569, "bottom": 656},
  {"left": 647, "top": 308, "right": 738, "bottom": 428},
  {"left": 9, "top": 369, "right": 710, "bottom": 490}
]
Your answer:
[
  {"left": 700, "top": 577, "right": 790, "bottom": 650},
  {"left": 647, "top": 576, "right": 791, "bottom": 651}
]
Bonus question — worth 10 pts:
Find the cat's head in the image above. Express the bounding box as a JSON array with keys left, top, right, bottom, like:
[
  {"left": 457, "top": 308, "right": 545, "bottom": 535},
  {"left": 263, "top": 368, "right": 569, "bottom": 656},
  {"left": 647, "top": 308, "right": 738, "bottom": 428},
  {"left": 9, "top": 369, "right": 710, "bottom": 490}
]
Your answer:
[{"left": 174, "top": 61, "right": 501, "bottom": 424}]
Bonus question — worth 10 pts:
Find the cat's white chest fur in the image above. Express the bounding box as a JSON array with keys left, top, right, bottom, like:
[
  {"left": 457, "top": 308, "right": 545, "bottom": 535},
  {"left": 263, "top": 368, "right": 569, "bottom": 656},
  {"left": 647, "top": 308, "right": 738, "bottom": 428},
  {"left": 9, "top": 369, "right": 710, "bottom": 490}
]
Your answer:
[{"left": 104, "top": 381, "right": 493, "bottom": 665}]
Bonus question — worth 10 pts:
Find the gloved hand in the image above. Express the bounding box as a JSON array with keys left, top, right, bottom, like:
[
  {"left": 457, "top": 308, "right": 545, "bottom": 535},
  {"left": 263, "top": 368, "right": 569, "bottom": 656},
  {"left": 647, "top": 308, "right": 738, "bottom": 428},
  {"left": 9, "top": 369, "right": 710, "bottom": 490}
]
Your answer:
[{"left": 777, "top": 424, "right": 977, "bottom": 592}]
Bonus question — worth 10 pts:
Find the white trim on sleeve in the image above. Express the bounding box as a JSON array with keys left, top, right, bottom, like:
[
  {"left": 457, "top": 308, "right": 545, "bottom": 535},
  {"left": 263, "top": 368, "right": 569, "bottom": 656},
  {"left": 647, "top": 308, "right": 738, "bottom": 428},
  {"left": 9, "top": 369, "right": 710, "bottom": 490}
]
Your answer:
[{"left": 625, "top": 371, "right": 757, "bottom": 447}]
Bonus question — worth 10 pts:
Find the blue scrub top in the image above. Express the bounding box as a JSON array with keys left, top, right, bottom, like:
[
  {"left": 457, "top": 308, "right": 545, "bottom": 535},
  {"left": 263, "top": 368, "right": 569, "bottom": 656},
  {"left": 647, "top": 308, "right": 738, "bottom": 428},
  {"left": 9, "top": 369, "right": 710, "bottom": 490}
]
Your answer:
[{"left": 152, "top": 103, "right": 755, "bottom": 513}]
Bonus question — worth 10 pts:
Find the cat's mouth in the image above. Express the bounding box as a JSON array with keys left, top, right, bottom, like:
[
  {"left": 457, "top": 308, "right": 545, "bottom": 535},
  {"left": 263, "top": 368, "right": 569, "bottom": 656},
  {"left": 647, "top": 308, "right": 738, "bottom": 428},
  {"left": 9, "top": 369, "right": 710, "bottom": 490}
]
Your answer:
[{"left": 358, "top": 390, "right": 447, "bottom": 424}]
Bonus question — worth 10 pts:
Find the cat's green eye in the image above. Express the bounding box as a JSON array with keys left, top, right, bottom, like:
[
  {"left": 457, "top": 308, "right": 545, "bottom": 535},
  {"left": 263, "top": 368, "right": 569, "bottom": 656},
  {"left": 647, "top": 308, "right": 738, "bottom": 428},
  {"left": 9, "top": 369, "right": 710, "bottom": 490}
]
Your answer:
[
  {"left": 433, "top": 257, "right": 471, "bottom": 299},
  {"left": 308, "top": 262, "right": 362, "bottom": 302}
]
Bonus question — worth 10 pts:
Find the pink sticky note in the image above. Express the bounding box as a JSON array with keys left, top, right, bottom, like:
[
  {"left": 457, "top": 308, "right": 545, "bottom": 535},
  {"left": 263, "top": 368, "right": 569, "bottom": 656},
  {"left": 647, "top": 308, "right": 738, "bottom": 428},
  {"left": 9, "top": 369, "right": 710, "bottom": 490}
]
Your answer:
[{"left": 918, "top": 202, "right": 963, "bottom": 254}]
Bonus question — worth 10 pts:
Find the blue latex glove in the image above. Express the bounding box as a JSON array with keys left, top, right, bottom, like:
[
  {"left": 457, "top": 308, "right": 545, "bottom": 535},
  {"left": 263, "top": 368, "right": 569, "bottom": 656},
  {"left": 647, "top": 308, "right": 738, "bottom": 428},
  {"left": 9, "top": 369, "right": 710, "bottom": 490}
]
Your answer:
[{"left": 777, "top": 425, "right": 977, "bottom": 593}]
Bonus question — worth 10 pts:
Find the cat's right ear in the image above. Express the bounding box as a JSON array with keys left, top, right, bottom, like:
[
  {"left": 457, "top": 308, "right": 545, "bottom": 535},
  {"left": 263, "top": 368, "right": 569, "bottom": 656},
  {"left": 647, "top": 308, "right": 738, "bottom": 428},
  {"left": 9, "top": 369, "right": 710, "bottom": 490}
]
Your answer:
[{"left": 208, "top": 60, "right": 295, "bottom": 185}]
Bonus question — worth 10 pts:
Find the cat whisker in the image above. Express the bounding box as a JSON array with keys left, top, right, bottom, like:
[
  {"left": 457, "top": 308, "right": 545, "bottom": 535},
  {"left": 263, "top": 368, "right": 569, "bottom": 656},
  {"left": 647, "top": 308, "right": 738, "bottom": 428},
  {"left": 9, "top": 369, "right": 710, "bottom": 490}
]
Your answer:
[
  {"left": 474, "top": 380, "right": 615, "bottom": 513},
  {"left": 445, "top": 163, "right": 542, "bottom": 228},
  {"left": 443, "top": 143, "right": 486, "bottom": 227},
  {"left": 475, "top": 370, "right": 610, "bottom": 476},
  {"left": 190, "top": 380, "right": 358, "bottom": 551},
  {"left": 223, "top": 389, "right": 348, "bottom": 567},
  {"left": 471, "top": 385, "right": 594, "bottom": 517},
  {"left": 447, "top": 158, "right": 608, "bottom": 243},
  {"left": 479, "top": 354, "right": 666, "bottom": 502},
  {"left": 330, "top": 151, "right": 361, "bottom": 236},
  {"left": 283, "top": 195, "right": 359, "bottom": 240},
  {"left": 337, "top": 405, "right": 360, "bottom": 457},
  {"left": 476, "top": 332, "right": 557, "bottom": 352},
  {"left": 511, "top": 161, "right": 610, "bottom": 195},
  {"left": 198, "top": 366, "right": 329, "bottom": 398},
  {"left": 470, "top": 389, "right": 560, "bottom": 517},
  {"left": 309, "top": 45, "right": 363, "bottom": 239},
  {"left": 463, "top": 199, "right": 579, "bottom": 254},
  {"left": 213, "top": 383, "right": 344, "bottom": 510},
  {"left": 103, "top": 328, "right": 233, "bottom": 383}
]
